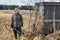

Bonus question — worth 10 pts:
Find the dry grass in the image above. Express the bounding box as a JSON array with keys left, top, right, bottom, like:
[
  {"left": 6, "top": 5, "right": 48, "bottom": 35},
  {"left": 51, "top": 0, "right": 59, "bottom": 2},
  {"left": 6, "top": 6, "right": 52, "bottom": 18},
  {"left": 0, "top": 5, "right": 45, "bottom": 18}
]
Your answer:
[
  {"left": 0, "top": 10, "right": 60, "bottom": 40},
  {"left": 0, "top": 10, "right": 35, "bottom": 40}
]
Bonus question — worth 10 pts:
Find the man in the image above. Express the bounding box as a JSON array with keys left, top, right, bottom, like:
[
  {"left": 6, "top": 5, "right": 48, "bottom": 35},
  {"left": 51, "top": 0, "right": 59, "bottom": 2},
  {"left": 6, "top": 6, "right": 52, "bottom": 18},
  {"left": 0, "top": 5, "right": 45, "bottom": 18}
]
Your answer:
[{"left": 11, "top": 8, "right": 23, "bottom": 39}]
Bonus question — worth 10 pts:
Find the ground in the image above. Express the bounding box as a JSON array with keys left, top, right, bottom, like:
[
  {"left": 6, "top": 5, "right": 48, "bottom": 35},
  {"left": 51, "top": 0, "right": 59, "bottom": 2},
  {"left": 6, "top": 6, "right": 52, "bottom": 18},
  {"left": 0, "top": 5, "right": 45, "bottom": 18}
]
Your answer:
[
  {"left": 0, "top": 10, "right": 35, "bottom": 40},
  {"left": 0, "top": 10, "right": 60, "bottom": 40}
]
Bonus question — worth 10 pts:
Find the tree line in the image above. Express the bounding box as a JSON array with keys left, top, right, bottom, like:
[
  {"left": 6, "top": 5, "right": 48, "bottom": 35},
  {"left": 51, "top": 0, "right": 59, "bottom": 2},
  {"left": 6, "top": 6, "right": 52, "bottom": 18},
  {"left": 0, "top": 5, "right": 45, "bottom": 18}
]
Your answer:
[{"left": 0, "top": 5, "right": 35, "bottom": 10}]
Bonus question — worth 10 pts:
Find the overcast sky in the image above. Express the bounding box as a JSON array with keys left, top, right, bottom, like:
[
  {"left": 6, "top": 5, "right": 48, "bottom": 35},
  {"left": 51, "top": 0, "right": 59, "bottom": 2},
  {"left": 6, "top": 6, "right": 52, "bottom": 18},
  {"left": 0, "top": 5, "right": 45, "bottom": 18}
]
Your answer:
[{"left": 0, "top": 0, "right": 60, "bottom": 6}]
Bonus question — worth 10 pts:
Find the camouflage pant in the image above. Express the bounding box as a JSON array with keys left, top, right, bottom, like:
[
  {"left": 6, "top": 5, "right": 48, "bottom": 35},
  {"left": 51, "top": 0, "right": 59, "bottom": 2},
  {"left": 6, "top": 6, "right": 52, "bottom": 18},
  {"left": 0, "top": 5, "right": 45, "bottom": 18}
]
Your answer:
[{"left": 13, "top": 27, "right": 22, "bottom": 39}]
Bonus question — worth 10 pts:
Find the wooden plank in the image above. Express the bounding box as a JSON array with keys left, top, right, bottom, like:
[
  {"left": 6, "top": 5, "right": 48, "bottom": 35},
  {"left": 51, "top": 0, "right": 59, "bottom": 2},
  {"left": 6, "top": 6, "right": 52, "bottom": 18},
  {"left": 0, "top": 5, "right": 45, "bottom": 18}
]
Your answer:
[{"left": 44, "top": 19, "right": 60, "bottom": 22}]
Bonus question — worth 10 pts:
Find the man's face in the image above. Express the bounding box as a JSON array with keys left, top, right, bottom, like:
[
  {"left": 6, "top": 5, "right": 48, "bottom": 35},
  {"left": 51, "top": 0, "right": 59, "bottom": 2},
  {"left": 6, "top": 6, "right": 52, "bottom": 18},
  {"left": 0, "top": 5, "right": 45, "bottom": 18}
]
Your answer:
[{"left": 14, "top": 9, "right": 19, "bottom": 14}]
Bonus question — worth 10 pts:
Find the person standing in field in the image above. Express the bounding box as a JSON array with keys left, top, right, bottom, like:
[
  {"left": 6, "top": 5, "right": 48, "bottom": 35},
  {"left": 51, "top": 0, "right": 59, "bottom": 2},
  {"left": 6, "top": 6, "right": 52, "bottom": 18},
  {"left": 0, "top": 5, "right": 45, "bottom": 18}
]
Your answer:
[{"left": 11, "top": 8, "right": 23, "bottom": 40}]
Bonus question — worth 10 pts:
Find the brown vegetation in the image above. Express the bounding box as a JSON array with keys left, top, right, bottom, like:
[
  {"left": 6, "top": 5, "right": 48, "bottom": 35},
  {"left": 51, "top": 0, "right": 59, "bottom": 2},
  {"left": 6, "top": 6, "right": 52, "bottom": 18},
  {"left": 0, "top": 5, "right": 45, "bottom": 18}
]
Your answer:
[{"left": 0, "top": 10, "right": 60, "bottom": 40}]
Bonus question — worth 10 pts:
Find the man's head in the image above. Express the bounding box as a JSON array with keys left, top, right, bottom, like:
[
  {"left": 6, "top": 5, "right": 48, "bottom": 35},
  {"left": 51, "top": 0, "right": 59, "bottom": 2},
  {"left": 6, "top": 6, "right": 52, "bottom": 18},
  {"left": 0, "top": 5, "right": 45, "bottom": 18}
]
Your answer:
[{"left": 14, "top": 8, "right": 20, "bottom": 14}]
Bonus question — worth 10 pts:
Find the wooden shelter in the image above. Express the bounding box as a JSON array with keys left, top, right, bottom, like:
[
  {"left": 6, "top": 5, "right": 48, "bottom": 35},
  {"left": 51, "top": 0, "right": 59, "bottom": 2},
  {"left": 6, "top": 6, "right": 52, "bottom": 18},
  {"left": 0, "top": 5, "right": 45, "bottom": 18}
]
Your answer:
[{"left": 35, "top": 2, "right": 60, "bottom": 35}]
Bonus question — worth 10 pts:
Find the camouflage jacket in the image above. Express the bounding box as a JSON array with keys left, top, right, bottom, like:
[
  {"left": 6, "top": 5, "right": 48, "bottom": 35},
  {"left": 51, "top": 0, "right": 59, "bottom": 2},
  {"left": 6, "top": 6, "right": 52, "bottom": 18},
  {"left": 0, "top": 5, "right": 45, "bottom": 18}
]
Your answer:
[{"left": 11, "top": 13, "right": 23, "bottom": 28}]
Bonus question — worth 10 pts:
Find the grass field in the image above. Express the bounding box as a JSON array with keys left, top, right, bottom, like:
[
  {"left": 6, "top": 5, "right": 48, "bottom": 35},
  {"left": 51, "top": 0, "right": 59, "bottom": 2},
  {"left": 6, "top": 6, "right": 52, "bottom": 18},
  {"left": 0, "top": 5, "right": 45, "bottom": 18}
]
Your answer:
[
  {"left": 0, "top": 10, "right": 60, "bottom": 40},
  {"left": 0, "top": 10, "right": 35, "bottom": 40}
]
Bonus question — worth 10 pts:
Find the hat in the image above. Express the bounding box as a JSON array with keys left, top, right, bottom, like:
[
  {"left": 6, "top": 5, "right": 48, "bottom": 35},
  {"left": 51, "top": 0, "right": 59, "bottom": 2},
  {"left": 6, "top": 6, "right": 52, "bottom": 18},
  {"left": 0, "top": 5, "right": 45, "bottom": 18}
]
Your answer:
[{"left": 14, "top": 8, "right": 19, "bottom": 11}]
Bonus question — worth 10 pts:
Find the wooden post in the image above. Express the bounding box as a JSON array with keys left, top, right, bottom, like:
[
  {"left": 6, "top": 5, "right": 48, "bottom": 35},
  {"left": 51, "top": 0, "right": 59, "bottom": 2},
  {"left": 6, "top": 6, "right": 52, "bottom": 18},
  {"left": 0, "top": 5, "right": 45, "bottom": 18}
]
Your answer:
[{"left": 53, "top": 7, "right": 56, "bottom": 32}]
